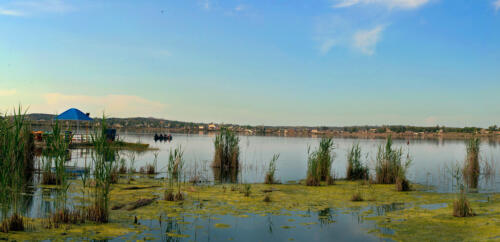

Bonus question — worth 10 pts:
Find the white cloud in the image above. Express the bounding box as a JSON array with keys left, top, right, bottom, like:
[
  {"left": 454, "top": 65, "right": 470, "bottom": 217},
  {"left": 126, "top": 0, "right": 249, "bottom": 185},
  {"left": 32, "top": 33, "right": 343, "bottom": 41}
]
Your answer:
[
  {"left": 333, "top": 0, "right": 430, "bottom": 9},
  {"left": 34, "top": 93, "right": 168, "bottom": 118},
  {"left": 494, "top": 0, "right": 500, "bottom": 12},
  {"left": 0, "top": 7, "right": 24, "bottom": 16},
  {"left": 0, "top": 89, "right": 17, "bottom": 96},
  {"left": 353, "top": 25, "right": 385, "bottom": 55}
]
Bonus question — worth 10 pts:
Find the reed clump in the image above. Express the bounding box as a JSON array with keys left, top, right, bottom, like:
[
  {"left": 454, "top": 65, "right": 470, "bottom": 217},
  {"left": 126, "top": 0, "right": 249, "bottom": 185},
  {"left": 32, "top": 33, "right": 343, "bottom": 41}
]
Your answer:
[
  {"left": 346, "top": 143, "right": 369, "bottom": 180},
  {"left": 212, "top": 128, "right": 239, "bottom": 170},
  {"left": 306, "top": 138, "right": 335, "bottom": 186},
  {"left": 165, "top": 146, "right": 184, "bottom": 201},
  {"left": 264, "top": 154, "right": 280, "bottom": 184},
  {"left": 86, "top": 116, "right": 116, "bottom": 223},
  {"left": 0, "top": 213, "right": 24, "bottom": 232},
  {"left": 463, "top": 138, "right": 480, "bottom": 189},
  {"left": 0, "top": 107, "right": 34, "bottom": 232},
  {"left": 375, "top": 136, "right": 412, "bottom": 191},
  {"left": 46, "top": 209, "right": 84, "bottom": 228},
  {"left": 350, "top": 192, "right": 364, "bottom": 202},
  {"left": 453, "top": 189, "right": 475, "bottom": 217}
]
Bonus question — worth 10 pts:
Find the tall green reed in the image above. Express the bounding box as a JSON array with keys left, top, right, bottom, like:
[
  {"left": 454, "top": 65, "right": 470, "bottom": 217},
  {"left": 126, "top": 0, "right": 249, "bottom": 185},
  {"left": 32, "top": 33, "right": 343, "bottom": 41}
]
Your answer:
[
  {"left": 346, "top": 143, "right": 369, "bottom": 180},
  {"left": 306, "top": 138, "right": 335, "bottom": 186}
]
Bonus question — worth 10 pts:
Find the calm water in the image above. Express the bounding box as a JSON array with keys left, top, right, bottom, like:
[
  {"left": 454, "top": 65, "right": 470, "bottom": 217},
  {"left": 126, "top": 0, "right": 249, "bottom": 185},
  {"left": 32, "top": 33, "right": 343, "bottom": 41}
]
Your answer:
[
  {"left": 69, "top": 132, "right": 500, "bottom": 193},
  {"left": 4, "top": 132, "right": 499, "bottom": 241}
]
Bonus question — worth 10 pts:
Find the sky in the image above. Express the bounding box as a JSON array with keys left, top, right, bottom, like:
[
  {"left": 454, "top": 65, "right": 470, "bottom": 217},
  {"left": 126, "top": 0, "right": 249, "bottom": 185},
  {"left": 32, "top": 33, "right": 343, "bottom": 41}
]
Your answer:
[{"left": 0, "top": 0, "right": 500, "bottom": 127}]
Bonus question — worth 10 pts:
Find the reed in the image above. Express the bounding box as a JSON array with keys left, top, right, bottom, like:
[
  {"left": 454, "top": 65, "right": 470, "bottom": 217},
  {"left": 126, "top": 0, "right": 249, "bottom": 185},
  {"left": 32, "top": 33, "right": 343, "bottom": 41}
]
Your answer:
[
  {"left": 165, "top": 146, "right": 184, "bottom": 201},
  {"left": 0, "top": 107, "right": 34, "bottom": 231},
  {"left": 264, "top": 154, "right": 280, "bottom": 184},
  {"left": 463, "top": 138, "right": 480, "bottom": 189},
  {"left": 213, "top": 128, "right": 239, "bottom": 170},
  {"left": 346, "top": 143, "right": 369, "bottom": 180},
  {"left": 306, "top": 138, "right": 335, "bottom": 186},
  {"left": 87, "top": 116, "right": 116, "bottom": 223},
  {"left": 453, "top": 188, "right": 475, "bottom": 217},
  {"left": 375, "top": 136, "right": 412, "bottom": 191}
]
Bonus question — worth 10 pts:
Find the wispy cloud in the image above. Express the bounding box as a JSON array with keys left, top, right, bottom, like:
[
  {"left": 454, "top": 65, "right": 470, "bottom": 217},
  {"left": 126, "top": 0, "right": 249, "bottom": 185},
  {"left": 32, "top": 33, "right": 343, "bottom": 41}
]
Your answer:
[
  {"left": 0, "top": 89, "right": 17, "bottom": 96},
  {"left": 36, "top": 93, "right": 168, "bottom": 118},
  {"left": 319, "top": 38, "right": 337, "bottom": 55},
  {"left": 353, "top": 25, "right": 385, "bottom": 55},
  {"left": 199, "top": 0, "right": 212, "bottom": 11},
  {"left": 332, "top": 0, "right": 430, "bottom": 10},
  {"left": 494, "top": 0, "right": 500, "bottom": 12},
  {"left": 0, "top": 0, "right": 73, "bottom": 17},
  {"left": 0, "top": 7, "right": 24, "bottom": 16},
  {"left": 234, "top": 4, "right": 246, "bottom": 12}
]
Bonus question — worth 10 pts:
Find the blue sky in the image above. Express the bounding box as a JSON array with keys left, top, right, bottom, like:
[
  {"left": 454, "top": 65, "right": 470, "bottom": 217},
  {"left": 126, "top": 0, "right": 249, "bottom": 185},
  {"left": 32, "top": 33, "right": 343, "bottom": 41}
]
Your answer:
[{"left": 0, "top": 0, "right": 499, "bottom": 127}]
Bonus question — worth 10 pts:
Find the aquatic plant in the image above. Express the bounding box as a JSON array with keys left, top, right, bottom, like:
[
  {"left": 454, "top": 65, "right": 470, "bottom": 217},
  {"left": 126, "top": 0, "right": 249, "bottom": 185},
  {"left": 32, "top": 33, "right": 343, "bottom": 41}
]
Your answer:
[
  {"left": 87, "top": 116, "right": 116, "bottom": 223},
  {"left": 0, "top": 107, "right": 34, "bottom": 231},
  {"left": 263, "top": 194, "right": 271, "bottom": 202},
  {"left": 346, "top": 143, "right": 369, "bottom": 180},
  {"left": 165, "top": 146, "right": 184, "bottom": 201},
  {"left": 350, "top": 192, "right": 364, "bottom": 202},
  {"left": 306, "top": 138, "right": 335, "bottom": 186},
  {"left": 213, "top": 128, "right": 239, "bottom": 170},
  {"left": 375, "top": 136, "right": 412, "bottom": 191},
  {"left": 463, "top": 138, "right": 480, "bottom": 189},
  {"left": 453, "top": 188, "right": 475, "bottom": 217},
  {"left": 243, "top": 184, "right": 251, "bottom": 197},
  {"left": 264, "top": 154, "right": 280, "bottom": 184}
]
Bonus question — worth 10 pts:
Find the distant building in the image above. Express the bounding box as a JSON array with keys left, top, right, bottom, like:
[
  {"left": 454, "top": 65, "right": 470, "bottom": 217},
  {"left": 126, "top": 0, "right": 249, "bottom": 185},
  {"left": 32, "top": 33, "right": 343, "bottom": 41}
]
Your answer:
[
  {"left": 208, "top": 123, "right": 217, "bottom": 131},
  {"left": 198, "top": 125, "right": 205, "bottom": 130}
]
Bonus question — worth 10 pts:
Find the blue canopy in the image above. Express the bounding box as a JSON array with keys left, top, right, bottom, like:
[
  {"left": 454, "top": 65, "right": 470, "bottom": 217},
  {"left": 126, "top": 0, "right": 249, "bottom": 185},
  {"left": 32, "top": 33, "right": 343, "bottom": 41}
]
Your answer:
[{"left": 55, "top": 108, "right": 93, "bottom": 121}]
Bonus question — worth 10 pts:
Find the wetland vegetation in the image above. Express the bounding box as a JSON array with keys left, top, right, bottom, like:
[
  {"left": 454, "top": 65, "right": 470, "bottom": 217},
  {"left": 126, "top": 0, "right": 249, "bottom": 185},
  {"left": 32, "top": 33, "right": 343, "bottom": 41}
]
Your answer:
[{"left": 0, "top": 111, "right": 499, "bottom": 241}]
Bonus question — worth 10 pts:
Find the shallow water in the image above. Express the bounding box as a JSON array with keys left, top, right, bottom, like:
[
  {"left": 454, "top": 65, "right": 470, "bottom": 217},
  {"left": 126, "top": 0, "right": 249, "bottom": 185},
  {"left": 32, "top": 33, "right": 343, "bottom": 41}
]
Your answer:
[
  {"left": 68, "top": 132, "right": 500, "bottom": 193},
  {"left": 3, "top": 132, "right": 500, "bottom": 241}
]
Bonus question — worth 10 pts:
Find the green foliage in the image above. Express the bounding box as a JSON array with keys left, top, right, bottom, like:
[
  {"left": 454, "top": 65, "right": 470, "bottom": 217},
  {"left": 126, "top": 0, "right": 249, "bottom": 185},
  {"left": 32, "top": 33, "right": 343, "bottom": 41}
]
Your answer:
[
  {"left": 346, "top": 143, "right": 369, "bottom": 180},
  {"left": 306, "top": 138, "right": 335, "bottom": 186},
  {"left": 265, "top": 154, "right": 280, "bottom": 184},
  {"left": 375, "top": 136, "right": 412, "bottom": 190}
]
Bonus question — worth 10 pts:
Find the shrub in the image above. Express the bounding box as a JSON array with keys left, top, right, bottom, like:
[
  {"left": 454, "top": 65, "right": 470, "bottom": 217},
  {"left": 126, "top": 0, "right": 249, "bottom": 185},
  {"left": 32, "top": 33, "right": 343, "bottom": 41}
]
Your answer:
[
  {"left": 350, "top": 192, "right": 364, "bottom": 202},
  {"left": 165, "top": 146, "right": 184, "bottom": 201},
  {"left": 264, "top": 154, "right": 280, "bottom": 184},
  {"left": 346, "top": 143, "right": 369, "bottom": 180}
]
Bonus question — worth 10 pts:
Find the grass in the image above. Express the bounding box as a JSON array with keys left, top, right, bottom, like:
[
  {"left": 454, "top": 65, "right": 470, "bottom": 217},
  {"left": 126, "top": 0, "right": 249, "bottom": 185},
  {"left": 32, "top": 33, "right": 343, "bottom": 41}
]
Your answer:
[
  {"left": 213, "top": 128, "right": 239, "bottom": 170},
  {"left": 375, "top": 136, "right": 412, "bottom": 191},
  {"left": 346, "top": 143, "right": 369, "bottom": 180},
  {"left": 463, "top": 138, "right": 480, "bottom": 189},
  {"left": 264, "top": 154, "right": 280, "bottom": 184},
  {"left": 350, "top": 191, "right": 364, "bottom": 202},
  {"left": 306, "top": 138, "right": 335, "bottom": 186}
]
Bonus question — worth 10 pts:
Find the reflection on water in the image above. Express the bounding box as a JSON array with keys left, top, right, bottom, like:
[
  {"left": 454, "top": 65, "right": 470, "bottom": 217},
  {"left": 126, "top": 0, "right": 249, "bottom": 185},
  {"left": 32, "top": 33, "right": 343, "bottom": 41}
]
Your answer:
[{"left": 114, "top": 209, "right": 389, "bottom": 242}]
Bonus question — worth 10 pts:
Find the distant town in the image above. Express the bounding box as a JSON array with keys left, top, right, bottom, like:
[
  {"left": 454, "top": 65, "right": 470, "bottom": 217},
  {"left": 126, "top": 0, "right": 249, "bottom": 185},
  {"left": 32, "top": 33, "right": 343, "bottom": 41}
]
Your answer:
[{"left": 26, "top": 113, "right": 500, "bottom": 139}]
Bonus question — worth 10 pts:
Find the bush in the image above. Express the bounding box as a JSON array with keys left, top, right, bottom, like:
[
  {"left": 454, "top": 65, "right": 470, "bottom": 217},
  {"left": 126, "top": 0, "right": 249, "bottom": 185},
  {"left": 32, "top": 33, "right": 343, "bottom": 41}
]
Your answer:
[{"left": 346, "top": 143, "right": 369, "bottom": 180}]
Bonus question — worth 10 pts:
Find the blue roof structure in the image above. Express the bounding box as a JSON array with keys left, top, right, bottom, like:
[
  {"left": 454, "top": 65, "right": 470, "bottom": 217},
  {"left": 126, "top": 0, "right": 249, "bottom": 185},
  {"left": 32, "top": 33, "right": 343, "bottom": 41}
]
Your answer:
[{"left": 55, "top": 108, "right": 93, "bottom": 121}]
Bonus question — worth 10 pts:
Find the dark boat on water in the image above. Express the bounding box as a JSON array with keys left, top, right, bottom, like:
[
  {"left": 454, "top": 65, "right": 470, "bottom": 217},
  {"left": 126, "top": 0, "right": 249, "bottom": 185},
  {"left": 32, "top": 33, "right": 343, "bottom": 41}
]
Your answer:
[{"left": 154, "top": 133, "right": 172, "bottom": 142}]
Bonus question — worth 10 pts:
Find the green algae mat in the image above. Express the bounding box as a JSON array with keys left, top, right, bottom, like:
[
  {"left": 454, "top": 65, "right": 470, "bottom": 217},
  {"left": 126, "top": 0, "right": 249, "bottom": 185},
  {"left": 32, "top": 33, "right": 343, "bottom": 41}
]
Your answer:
[{"left": 1, "top": 177, "right": 499, "bottom": 241}]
